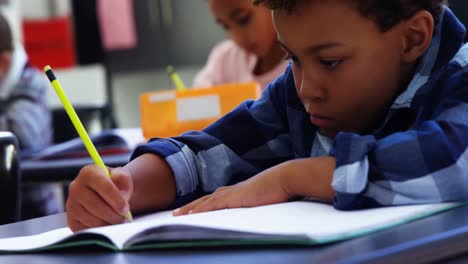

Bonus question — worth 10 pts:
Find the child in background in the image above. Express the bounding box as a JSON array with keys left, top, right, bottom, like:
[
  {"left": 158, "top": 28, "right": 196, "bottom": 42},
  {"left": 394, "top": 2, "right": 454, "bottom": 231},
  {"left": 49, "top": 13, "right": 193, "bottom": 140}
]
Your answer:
[
  {"left": 66, "top": 0, "right": 468, "bottom": 232},
  {"left": 0, "top": 16, "right": 52, "bottom": 151},
  {"left": 193, "top": 0, "right": 288, "bottom": 90},
  {"left": 0, "top": 14, "right": 59, "bottom": 219}
]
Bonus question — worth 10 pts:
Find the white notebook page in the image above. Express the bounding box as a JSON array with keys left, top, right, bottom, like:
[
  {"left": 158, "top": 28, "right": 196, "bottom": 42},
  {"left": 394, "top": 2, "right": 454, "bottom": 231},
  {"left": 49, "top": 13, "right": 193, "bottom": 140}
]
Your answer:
[{"left": 0, "top": 201, "right": 457, "bottom": 251}]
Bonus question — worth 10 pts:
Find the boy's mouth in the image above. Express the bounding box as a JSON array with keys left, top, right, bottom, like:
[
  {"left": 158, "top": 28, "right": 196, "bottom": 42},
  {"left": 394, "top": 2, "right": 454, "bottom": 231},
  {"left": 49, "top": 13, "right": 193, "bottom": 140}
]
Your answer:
[{"left": 310, "top": 114, "right": 335, "bottom": 128}]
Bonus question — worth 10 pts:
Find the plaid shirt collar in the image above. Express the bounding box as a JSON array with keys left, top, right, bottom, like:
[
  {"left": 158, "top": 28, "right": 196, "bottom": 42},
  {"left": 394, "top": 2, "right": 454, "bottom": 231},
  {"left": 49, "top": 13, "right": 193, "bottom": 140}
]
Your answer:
[{"left": 392, "top": 7, "right": 466, "bottom": 109}]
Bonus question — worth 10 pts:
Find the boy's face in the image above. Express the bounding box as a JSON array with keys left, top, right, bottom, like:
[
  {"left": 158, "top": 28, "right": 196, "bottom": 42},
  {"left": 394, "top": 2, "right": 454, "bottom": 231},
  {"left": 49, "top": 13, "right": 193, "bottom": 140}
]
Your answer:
[
  {"left": 273, "top": 1, "right": 411, "bottom": 138},
  {"left": 208, "top": 0, "right": 278, "bottom": 57}
]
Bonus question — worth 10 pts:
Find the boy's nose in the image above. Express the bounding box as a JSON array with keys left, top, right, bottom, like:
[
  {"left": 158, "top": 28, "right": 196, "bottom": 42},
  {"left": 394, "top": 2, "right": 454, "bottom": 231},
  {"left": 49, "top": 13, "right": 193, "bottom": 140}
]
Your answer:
[{"left": 299, "top": 71, "right": 326, "bottom": 102}]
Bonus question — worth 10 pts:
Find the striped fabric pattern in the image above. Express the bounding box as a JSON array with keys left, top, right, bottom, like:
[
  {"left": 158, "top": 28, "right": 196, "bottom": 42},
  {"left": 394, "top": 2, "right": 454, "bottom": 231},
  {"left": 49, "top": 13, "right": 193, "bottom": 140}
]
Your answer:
[{"left": 0, "top": 64, "right": 52, "bottom": 151}]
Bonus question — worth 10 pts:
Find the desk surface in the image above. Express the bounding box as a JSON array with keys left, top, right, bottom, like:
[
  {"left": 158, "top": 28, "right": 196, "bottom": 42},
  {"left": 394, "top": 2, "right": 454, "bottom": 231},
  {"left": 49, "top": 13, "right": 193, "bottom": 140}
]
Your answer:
[
  {"left": 20, "top": 153, "right": 131, "bottom": 182},
  {"left": 2, "top": 205, "right": 468, "bottom": 263}
]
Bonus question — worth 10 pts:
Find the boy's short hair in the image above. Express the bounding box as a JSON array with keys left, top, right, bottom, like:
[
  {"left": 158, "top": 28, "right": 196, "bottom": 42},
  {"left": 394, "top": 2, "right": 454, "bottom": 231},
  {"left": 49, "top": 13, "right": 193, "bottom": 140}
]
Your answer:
[
  {"left": 0, "top": 13, "right": 13, "bottom": 52},
  {"left": 253, "top": 0, "right": 448, "bottom": 32}
]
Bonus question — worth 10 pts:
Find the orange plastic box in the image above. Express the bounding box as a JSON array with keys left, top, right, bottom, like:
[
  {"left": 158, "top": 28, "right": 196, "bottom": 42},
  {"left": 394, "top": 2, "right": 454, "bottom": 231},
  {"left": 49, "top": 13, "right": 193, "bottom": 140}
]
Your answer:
[{"left": 140, "top": 82, "right": 261, "bottom": 139}]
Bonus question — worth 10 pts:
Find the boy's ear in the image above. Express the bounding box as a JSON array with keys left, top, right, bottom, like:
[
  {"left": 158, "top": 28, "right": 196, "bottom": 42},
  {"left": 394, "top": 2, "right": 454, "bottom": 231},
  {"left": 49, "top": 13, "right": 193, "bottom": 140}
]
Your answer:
[{"left": 400, "top": 10, "right": 434, "bottom": 64}]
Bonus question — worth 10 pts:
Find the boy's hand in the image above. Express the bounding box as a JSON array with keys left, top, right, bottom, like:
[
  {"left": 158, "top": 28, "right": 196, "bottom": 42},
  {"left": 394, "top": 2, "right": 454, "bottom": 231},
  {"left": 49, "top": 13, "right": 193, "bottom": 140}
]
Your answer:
[
  {"left": 66, "top": 165, "right": 133, "bottom": 232},
  {"left": 173, "top": 157, "right": 335, "bottom": 216},
  {"left": 173, "top": 164, "right": 291, "bottom": 216}
]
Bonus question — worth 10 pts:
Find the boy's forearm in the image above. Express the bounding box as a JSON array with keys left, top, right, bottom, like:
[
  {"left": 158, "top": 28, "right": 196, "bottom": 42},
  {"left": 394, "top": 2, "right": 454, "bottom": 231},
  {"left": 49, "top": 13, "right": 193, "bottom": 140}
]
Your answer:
[
  {"left": 125, "top": 154, "right": 176, "bottom": 213},
  {"left": 282, "top": 157, "right": 336, "bottom": 202}
]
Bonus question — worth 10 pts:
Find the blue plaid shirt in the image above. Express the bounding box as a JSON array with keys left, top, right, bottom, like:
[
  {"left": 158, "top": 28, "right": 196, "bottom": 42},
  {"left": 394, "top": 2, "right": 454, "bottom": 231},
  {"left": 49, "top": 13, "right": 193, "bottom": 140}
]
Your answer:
[{"left": 133, "top": 8, "right": 468, "bottom": 210}]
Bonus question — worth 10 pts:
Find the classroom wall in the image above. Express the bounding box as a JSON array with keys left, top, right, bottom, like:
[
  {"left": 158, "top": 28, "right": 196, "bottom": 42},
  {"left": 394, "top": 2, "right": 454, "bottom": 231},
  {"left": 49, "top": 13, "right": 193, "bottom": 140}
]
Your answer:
[
  {"left": 107, "top": 0, "right": 224, "bottom": 128},
  {"left": 112, "top": 66, "right": 200, "bottom": 128},
  {"left": 15, "top": 0, "right": 225, "bottom": 130},
  {"left": 16, "top": 0, "right": 225, "bottom": 130},
  {"left": 106, "top": 0, "right": 225, "bottom": 73},
  {"left": 20, "top": 0, "right": 70, "bottom": 18}
]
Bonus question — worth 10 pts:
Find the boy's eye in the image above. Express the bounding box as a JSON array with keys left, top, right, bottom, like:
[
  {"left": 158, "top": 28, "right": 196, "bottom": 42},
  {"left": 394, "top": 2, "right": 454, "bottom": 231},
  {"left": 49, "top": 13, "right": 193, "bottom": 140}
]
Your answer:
[{"left": 320, "top": 59, "right": 342, "bottom": 68}]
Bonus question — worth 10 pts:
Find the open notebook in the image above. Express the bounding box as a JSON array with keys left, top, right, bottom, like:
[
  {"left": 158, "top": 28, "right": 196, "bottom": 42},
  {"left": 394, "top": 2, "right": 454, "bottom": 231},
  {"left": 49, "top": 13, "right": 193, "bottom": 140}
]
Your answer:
[{"left": 0, "top": 201, "right": 461, "bottom": 253}]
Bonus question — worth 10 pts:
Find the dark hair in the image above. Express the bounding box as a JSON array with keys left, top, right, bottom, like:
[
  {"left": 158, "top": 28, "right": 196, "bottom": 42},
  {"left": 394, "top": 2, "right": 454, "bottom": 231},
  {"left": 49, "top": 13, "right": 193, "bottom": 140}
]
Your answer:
[
  {"left": 0, "top": 13, "right": 13, "bottom": 52},
  {"left": 253, "top": 0, "right": 447, "bottom": 32}
]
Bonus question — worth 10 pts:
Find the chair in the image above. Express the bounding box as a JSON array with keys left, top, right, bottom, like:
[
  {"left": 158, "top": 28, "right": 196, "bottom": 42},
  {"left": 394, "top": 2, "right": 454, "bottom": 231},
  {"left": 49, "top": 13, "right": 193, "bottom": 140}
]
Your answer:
[
  {"left": 0, "top": 132, "right": 20, "bottom": 225},
  {"left": 48, "top": 64, "right": 116, "bottom": 143},
  {"left": 52, "top": 105, "right": 114, "bottom": 143}
]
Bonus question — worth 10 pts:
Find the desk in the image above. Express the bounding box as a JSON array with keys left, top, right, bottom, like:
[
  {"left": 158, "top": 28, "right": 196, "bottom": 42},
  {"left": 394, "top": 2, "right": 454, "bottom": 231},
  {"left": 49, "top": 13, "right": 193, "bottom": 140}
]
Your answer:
[
  {"left": 20, "top": 153, "right": 131, "bottom": 182},
  {"left": 1, "top": 205, "right": 468, "bottom": 263}
]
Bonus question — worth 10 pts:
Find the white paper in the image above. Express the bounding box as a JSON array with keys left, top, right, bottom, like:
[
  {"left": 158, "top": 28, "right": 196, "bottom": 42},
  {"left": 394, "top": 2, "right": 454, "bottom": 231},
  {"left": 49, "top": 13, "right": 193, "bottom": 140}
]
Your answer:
[
  {"left": 176, "top": 95, "right": 221, "bottom": 122},
  {"left": 149, "top": 91, "right": 176, "bottom": 103},
  {"left": 141, "top": 202, "right": 454, "bottom": 238},
  {"left": 0, "top": 201, "right": 457, "bottom": 251},
  {"left": 111, "top": 127, "right": 145, "bottom": 149},
  {"left": 0, "top": 228, "right": 72, "bottom": 251}
]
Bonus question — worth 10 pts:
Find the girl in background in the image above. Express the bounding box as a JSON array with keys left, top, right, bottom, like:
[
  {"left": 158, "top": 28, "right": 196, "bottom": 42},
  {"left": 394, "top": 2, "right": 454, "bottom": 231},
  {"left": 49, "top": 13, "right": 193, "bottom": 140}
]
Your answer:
[{"left": 193, "top": 0, "right": 287, "bottom": 91}]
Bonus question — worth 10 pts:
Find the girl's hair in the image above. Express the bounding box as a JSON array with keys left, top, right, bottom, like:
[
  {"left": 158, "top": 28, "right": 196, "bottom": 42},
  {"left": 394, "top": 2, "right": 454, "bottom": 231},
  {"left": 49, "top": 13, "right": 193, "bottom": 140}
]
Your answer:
[
  {"left": 253, "top": 0, "right": 448, "bottom": 32},
  {"left": 0, "top": 13, "right": 13, "bottom": 52}
]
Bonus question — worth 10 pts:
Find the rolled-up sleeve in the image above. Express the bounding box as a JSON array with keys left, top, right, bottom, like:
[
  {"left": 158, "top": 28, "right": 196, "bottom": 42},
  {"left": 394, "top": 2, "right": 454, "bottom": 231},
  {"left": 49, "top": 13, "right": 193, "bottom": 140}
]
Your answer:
[{"left": 131, "top": 67, "right": 295, "bottom": 205}]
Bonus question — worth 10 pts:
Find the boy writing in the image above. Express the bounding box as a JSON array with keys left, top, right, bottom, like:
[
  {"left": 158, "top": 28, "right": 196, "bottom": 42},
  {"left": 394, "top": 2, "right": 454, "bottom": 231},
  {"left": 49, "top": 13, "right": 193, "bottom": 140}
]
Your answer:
[{"left": 67, "top": 0, "right": 468, "bottom": 232}]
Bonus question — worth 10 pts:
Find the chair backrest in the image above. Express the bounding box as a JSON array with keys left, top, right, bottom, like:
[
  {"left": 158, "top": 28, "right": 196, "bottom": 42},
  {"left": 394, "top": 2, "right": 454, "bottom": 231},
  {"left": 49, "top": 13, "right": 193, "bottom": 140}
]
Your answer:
[
  {"left": 47, "top": 64, "right": 116, "bottom": 143},
  {"left": 0, "top": 132, "right": 20, "bottom": 225},
  {"left": 52, "top": 106, "right": 114, "bottom": 143}
]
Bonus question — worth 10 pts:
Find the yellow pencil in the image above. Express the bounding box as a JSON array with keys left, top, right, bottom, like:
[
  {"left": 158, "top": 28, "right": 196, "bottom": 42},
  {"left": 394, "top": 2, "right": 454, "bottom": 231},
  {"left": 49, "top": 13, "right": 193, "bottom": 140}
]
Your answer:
[
  {"left": 166, "top": 65, "right": 186, "bottom": 91},
  {"left": 43, "top": 65, "right": 133, "bottom": 222}
]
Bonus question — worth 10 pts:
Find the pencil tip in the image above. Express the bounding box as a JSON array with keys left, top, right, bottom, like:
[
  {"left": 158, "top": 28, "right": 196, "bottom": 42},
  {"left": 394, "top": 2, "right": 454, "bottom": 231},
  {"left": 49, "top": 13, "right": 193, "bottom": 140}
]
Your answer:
[{"left": 124, "top": 211, "right": 133, "bottom": 222}]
